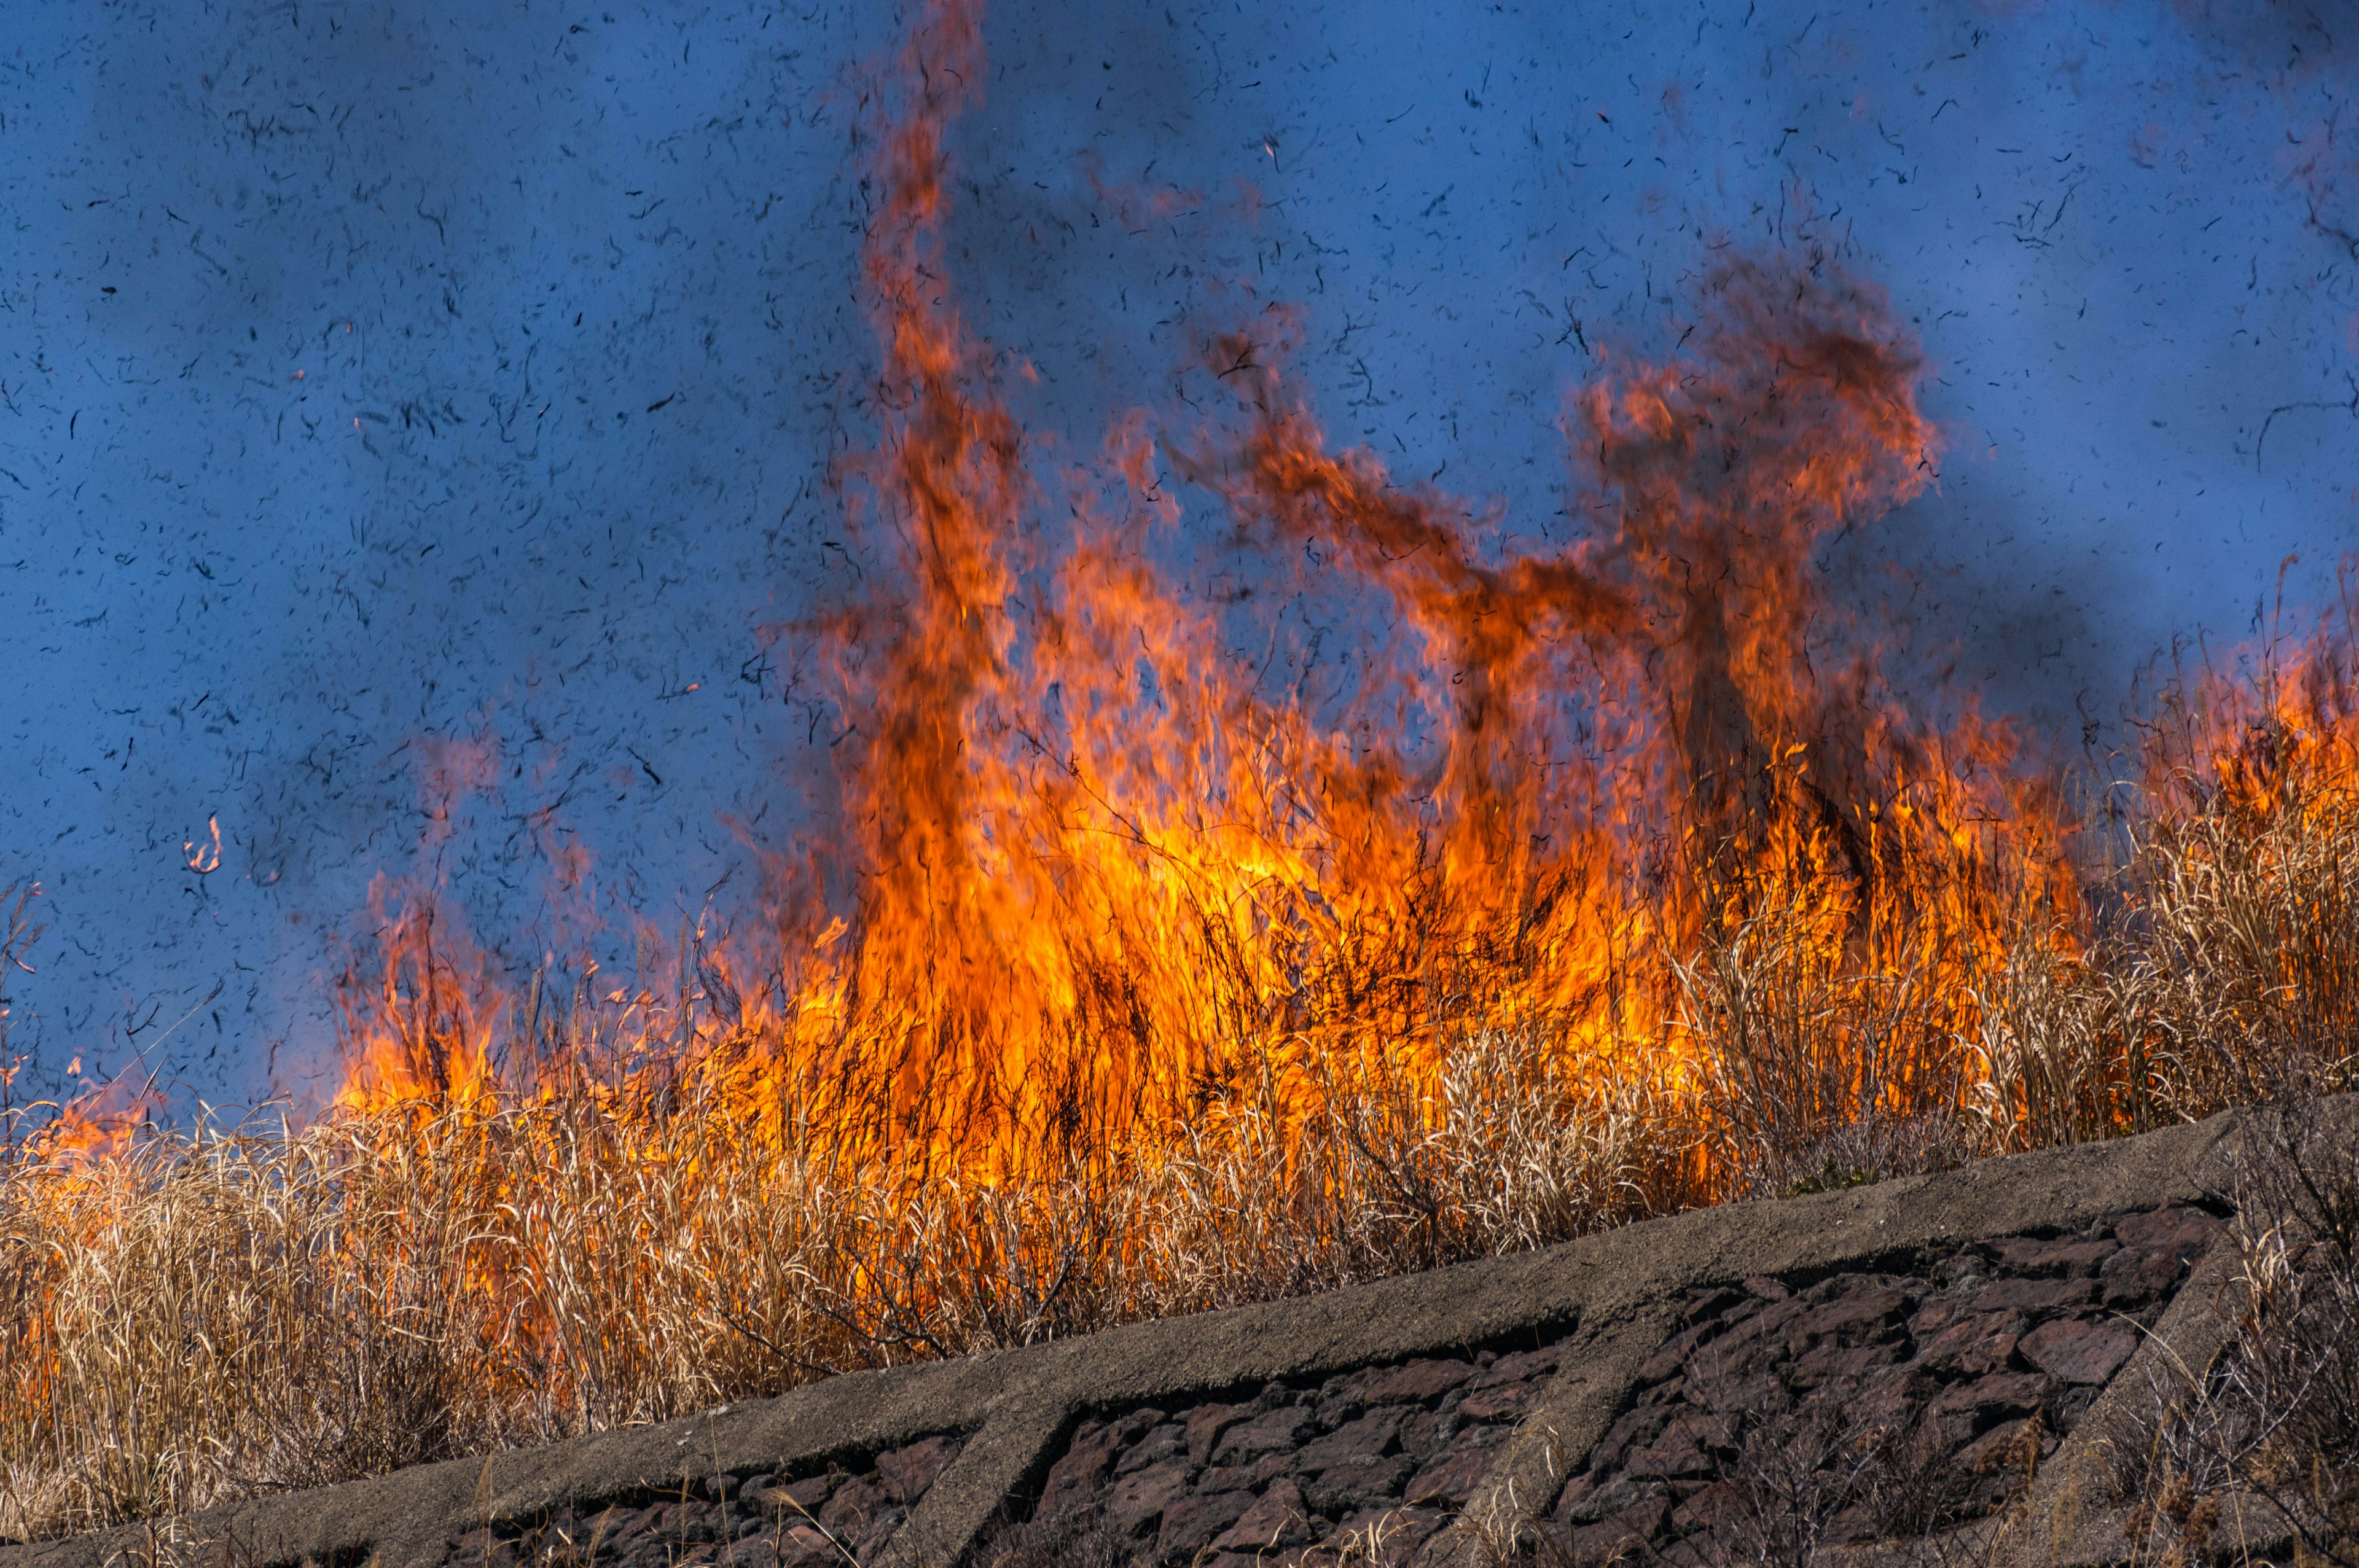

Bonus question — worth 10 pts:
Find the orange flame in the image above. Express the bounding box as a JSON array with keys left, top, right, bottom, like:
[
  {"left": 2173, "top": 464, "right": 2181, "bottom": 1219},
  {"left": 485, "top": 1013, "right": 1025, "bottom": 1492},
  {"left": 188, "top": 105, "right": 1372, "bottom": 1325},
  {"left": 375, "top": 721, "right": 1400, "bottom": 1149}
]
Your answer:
[{"left": 316, "top": 0, "right": 2342, "bottom": 1195}]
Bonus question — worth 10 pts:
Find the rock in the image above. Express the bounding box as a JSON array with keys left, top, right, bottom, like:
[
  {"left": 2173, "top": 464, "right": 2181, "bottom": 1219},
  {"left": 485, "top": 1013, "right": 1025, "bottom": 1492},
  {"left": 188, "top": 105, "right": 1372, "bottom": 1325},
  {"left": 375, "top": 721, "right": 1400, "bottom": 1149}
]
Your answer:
[
  {"left": 1156, "top": 1489, "right": 1254, "bottom": 1563},
  {"left": 1787, "top": 1286, "right": 1911, "bottom": 1347},
  {"left": 1404, "top": 1441, "right": 1501, "bottom": 1506},
  {"left": 1637, "top": 1320, "right": 1721, "bottom": 1383},
  {"left": 1791, "top": 1339, "right": 1901, "bottom": 1387},
  {"left": 875, "top": 1435, "right": 960, "bottom": 1503},
  {"left": 1956, "top": 1416, "right": 2041, "bottom": 1477},
  {"left": 1974, "top": 1276, "right": 2097, "bottom": 1313},
  {"left": 1036, "top": 1440, "right": 1116, "bottom": 1519},
  {"left": 1185, "top": 1403, "right": 1247, "bottom": 1465},
  {"left": 1106, "top": 1457, "right": 1191, "bottom": 1539},
  {"left": 1915, "top": 1311, "right": 2027, "bottom": 1376},
  {"left": 1364, "top": 1358, "right": 1476, "bottom": 1406},
  {"left": 1211, "top": 1405, "right": 1316, "bottom": 1464},
  {"left": 850, "top": 1508, "right": 905, "bottom": 1562},
  {"left": 1302, "top": 1456, "right": 1416, "bottom": 1515},
  {"left": 1395, "top": 1408, "right": 1463, "bottom": 1460},
  {"left": 1669, "top": 1477, "right": 1751, "bottom": 1534},
  {"left": 1212, "top": 1478, "right": 1315, "bottom": 1553},
  {"left": 1619, "top": 1411, "right": 1725, "bottom": 1481},
  {"left": 2102, "top": 1208, "right": 2218, "bottom": 1304},
  {"left": 761, "top": 1472, "right": 839, "bottom": 1513},
  {"left": 1457, "top": 1383, "right": 1534, "bottom": 1422},
  {"left": 1560, "top": 1497, "right": 1669, "bottom": 1567},
  {"left": 1195, "top": 1453, "right": 1295, "bottom": 1494},
  {"left": 816, "top": 1478, "right": 888, "bottom": 1535},
  {"left": 1329, "top": 1505, "right": 1447, "bottom": 1563},
  {"left": 775, "top": 1525, "right": 837, "bottom": 1567},
  {"left": 2019, "top": 1317, "right": 2138, "bottom": 1384},
  {"left": 1684, "top": 1287, "right": 1747, "bottom": 1324},
  {"left": 1468, "top": 1344, "right": 1562, "bottom": 1388},
  {"left": 1930, "top": 1371, "right": 2052, "bottom": 1421},
  {"left": 1295, "top": 1408, "right": 1404, "bottom": 1471},
  {"left": 1119, "top": 1422, "right": 1187, "bottom": 1475}
]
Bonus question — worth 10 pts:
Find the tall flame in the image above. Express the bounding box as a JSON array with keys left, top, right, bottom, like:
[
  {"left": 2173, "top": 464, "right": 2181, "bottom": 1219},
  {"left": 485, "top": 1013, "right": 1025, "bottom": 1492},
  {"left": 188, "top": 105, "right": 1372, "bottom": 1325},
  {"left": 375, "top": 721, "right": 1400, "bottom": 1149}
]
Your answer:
[{"left": 326, "top": 0, "right": 2077, "bottom": 1183}]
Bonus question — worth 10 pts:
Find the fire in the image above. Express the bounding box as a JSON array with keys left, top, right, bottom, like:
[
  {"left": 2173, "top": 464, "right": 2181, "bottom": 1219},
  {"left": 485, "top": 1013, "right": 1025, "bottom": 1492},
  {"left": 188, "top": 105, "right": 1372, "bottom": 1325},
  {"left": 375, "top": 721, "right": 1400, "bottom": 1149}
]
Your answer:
[
  {"left": 331, "top": 0, "right": 2074, "bottom": 1185},
  {"left": 7, "top": 4, "right": 2359, "bottom": 1539}
]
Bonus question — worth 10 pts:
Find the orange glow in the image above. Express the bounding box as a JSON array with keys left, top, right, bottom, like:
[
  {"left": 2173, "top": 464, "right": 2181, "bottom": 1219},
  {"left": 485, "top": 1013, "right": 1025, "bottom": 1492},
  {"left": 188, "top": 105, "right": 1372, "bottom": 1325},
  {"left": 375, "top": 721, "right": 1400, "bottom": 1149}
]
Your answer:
[
  {"left": 49, "top": 0, "right": 2359, "bottom": 1287},
  {"left": 320, "top": 0, "right": 2091, "bottom": 1187}
]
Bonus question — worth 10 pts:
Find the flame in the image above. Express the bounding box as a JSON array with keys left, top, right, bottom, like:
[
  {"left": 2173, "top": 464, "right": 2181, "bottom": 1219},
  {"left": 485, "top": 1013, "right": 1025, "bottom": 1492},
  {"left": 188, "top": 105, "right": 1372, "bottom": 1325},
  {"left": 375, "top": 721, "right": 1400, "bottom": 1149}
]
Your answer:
[
  {"left": 183, "top": 816, "right": 222, "bottom": 876},
  {"left": 7, "top": 7, "right": 2359, "bottom": 1534},
  {"left": 325, "top": 0, "right": 2083, "bottom": 1188}
]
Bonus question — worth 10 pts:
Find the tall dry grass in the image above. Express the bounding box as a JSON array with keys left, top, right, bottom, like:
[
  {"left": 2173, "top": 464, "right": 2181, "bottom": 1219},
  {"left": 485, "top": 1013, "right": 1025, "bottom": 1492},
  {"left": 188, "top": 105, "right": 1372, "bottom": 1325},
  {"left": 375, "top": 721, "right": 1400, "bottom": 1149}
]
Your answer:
[
  {"left": 0, "top": 1033, "right": 1692, "bottom": 1539},
  {"left": 4, "top": 657, "right": 2357, "bottom": 1543}
]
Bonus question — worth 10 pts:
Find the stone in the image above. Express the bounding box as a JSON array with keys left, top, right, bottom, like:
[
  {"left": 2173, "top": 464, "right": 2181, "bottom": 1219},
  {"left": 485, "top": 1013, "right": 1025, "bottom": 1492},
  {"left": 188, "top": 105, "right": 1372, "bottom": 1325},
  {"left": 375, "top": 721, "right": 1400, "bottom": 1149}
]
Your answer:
[
  {"left": 1119, "top": 1422, "right": 1187, "bottom": 1475},
  {"left": 2019, "top": 1317, "right": 2138, "bottom": 1384},
  {"left": 815, "top": 1478, "right": 885, "bottom": 1535},
  {"left": 1684, "top": 1287, "right": 1747, "bottom": 1323},
  {"left": 1296, "top": 1408, "right": 1404, "bottom": 1472},
  {"left": 1106, "top": 1457, "right": 1191, "bottom": 1539},
  {"left": 1915, "top": 1311, "right": 2027, "bottom": 1376},
  {"left": 1301, "top": 1456, "right": 1417, "bottom": 1515},
  {"left": 1329, "top": 1505, "right": 1447, "bottom": 1564},
  {"left": 776, "top": 1526, "right": 835, "bottom": 1567},
  {"left": 2114, "top": 1206, "right": 2221, "bottom": 1255},
  {"left": 1195, "top": 1453, "right": 1295, "bottom": 1494},
  {"left": 2104, "top": 1208, "right": 2221, "bottom": 1300},
  {"left": 1457, "top": 1383, "right": 1533, "bottom": 1422},
  {"left": 1364, "top": 1358, "right": 1476, "bottom": 1406},
  {"left": 762, "top": 1472, "right": 839, "bottom": 1513},
  {"left": 1619, "top": 1411, "right": 1726, "bottom": 1481},
  {"left": 1956, "top": 1416, "right": 2041, "bottom": 1477},
  {"left": 1791, "top": 1340, "right": 1901, "bottom": 1387},
  {"left": 1156, "top": 1490, "right": 1254, "bottom": 1563},
  {"left": 1669, "top": 1477, "right": 1751, "bottom": 1534},
  {"left": 1791, "top": 1285, "right": 1911, "bottom": 1345},
  {"left": 1990, "top": 1235, "right": 2118, "bottom": 1276},
  {"left": 1974, "top": 1276, "right": 2097, "bottom": 1313},
  {"left": 1635, "top": 1320, "right": 1719, "bottom": 1383},
  {"left": 1404, "top": 1443, "right": 1501, "bottom": 1506},
  {"left": 1560, "top": 1497, "right": 1669, "bottom": 1568},
  {"left": 1036, "top": 1441, "right": 1116, "bottom": 1519},
  {"left": 1930, "top": 1371, "right": 2052, "bottom": 1422},
  {"left": 875, "top": 1434, "right": 960, "bottom": 1503},
  {"left": 1395, "top": 1408, "right": 1463, "bottom": 1460},
  {"left": 1468, "top": 1344, "right": 1561, "bottom": 1388},
  {"left": 1212, "top": 1478, "right": 1315, "bottom": 1553},
  {"left": 1211, "top": 1405, "right": 1316, "bottom": 1464},
  {"left": 850, "top": 1508, "right": 905, "bottom": 1562},
  {"left": 1186, "top": 1403, "right": 1248, "bottom": 1465}
]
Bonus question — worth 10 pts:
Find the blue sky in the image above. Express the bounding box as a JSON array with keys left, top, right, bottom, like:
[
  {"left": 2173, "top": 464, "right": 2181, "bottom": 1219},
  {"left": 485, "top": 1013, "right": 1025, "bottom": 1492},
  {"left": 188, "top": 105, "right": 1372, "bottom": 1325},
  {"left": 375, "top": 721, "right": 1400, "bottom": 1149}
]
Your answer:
[{"left": 3, "top": 0, "right": 2355, "bottom": 1110}]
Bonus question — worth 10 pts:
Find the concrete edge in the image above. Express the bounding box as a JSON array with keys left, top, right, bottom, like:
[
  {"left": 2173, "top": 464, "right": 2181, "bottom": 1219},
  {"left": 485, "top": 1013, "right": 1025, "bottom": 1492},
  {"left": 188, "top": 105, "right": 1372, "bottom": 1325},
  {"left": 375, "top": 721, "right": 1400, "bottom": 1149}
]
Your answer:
[{"left": 0, "top": 1107, "right": 2266, "bottom": 1568}]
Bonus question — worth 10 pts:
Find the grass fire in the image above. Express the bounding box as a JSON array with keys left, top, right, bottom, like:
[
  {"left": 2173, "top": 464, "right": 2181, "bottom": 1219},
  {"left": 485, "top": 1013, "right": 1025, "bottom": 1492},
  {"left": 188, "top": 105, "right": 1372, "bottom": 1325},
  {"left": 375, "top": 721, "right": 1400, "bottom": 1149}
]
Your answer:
[{"left": 4, "top": 0, "right": 2357, "bottom": 1545}]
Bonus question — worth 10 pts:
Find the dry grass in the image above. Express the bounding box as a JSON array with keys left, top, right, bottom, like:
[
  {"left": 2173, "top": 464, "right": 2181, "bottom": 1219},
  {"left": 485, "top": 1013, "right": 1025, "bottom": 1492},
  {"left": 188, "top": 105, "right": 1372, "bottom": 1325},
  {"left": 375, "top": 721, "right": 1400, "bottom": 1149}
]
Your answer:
[
  {"left": 2116, "top": 1097, "right": 2359, "bottom": 1567},
  {"left": 4, "top": 672, "right": 2358, "bottom": 1547}
]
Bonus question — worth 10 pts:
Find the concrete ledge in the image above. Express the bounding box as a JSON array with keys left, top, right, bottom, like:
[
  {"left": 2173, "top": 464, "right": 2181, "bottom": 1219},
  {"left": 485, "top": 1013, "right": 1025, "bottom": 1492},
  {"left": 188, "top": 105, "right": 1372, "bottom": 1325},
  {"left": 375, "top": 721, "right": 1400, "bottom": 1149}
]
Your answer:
[{"left": 1, "top": 1107, "right": 2280, "bottom": 1568}]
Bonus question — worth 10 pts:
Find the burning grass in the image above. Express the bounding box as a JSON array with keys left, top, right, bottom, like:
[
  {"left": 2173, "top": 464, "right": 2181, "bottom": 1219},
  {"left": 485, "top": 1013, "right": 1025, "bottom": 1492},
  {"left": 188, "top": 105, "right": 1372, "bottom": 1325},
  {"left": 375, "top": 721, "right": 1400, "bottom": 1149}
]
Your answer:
[
  {"left": 4, "top": 695, "right": 2355, "bottom": 1543},
  {"left": 7, "top": 0, "right": 2359, "bottom": 1544}
]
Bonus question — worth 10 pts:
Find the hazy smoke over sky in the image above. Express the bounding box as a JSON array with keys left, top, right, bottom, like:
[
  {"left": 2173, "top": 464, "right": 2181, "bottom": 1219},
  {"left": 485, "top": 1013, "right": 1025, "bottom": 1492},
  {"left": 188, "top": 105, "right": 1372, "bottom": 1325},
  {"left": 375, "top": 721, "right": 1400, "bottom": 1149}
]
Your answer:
[{"left": 4, "top": 0, "right": 2357, "bottom": 1109}]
